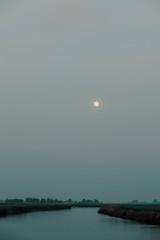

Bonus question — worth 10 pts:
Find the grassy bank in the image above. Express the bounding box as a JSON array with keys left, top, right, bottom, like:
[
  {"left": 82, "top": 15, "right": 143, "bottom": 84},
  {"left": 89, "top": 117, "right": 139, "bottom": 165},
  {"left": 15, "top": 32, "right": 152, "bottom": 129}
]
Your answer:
[
  {"left": 98, "top": 204, "right": 160, "bottom": 225},
  {"left": 0, "top": 203, "right": 71, "bottom": 218}
]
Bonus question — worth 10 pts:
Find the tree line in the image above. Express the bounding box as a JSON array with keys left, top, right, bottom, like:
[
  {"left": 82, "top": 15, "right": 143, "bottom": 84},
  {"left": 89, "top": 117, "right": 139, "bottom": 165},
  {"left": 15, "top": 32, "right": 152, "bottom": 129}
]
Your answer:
[
  {"left": 4, "top": 198, "right": 102, "bottom": 204},
  {"left": 5, "top": 198, "right": 62, "bottom": 204}
]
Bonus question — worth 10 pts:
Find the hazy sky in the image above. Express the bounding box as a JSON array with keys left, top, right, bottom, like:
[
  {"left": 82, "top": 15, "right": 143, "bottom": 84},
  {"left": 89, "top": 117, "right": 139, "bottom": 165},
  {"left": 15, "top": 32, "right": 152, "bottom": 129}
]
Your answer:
[{"left": 0, "top": 0, "right": 160, "bottom": 202}]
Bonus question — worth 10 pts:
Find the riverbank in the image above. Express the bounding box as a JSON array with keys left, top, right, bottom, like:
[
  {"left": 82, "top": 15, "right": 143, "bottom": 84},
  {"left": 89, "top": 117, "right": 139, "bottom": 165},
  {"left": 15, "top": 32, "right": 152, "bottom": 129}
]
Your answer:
[
  {"left": 98, "top": 204, "right": 160, "bottom": 225},
  {"left": 0, "top": 204, "right": 71, "bottom": 218}
]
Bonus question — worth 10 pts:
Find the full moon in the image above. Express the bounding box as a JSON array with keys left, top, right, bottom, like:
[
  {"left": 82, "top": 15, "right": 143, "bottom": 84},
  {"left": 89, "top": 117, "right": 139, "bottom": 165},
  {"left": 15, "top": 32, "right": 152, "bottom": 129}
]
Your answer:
[{"left": 93, "top": 101, "right": 100, "bottom": 107}]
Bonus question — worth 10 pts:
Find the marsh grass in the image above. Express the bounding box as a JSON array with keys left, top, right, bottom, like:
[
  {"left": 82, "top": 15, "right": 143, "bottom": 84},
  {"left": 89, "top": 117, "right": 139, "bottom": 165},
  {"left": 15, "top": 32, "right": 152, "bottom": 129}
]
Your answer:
[
  {"left": 0, "top": 204, "right": 71, "bottom": 218},
  {"left": 98, "top": 204, "right": 160, "bottom": 225}
]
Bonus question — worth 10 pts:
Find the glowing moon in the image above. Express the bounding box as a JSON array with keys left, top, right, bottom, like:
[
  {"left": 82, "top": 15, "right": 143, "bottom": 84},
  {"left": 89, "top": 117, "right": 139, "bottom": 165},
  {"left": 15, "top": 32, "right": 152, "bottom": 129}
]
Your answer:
[{"left": 93, "top": 101, "right": 100, "bottom": 107}]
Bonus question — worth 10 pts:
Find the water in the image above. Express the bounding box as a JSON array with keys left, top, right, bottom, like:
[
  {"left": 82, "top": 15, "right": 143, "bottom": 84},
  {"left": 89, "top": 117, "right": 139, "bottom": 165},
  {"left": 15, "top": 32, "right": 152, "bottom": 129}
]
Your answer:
[{"left": 0, "top": 208, "right": 160, "bottom": 240}]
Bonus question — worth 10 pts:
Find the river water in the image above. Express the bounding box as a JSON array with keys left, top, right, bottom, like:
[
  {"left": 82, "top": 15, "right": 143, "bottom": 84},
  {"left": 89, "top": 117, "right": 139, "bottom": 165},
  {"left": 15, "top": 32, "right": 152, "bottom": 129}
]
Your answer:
[{"left": 0, "top": 208, "right": 160, "bottom": 240}]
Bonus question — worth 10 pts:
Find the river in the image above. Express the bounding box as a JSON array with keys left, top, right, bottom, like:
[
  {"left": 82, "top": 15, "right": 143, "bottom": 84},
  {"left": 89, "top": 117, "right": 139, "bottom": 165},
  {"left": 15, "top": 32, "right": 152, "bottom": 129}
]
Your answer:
[{"left": 0, "top": 208, "right": 160, "bottom": 240}]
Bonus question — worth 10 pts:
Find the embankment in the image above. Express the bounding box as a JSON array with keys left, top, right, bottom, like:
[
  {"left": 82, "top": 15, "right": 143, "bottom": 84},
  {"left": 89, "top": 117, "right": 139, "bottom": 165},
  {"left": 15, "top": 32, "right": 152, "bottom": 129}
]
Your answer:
[
  {"left": 0, "top": 204, "right": 71, "bottom": 218},
  {"left": 98, "top": 204, "right": 160, "bottom": 225}
]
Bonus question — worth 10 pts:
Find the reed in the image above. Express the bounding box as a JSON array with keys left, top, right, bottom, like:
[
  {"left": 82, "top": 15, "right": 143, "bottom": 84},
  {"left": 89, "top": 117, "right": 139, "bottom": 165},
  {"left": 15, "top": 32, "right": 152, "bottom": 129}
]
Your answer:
[
  {"left": 0, "top": 203, "right": 71, "bottom": 218},
  {"left": 98, "top": 204, "right": 160, "bottom": 225}
]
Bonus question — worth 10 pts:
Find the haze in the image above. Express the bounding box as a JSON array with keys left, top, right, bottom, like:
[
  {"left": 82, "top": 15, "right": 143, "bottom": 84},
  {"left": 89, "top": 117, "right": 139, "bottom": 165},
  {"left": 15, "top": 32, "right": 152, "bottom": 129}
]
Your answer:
[{"left": 0, "top": 0, "right": 160, "bottom": 202}]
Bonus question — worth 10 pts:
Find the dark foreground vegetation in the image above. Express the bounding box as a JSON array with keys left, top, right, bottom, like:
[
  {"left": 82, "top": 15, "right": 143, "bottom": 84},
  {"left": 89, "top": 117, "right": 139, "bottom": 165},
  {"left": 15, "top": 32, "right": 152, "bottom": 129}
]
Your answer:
[
  {"left": 0, "top": 204, "right": 71, "bottom": 218},
  {"left": 98, "top": 204, "right": 160, "bottom": 225}
]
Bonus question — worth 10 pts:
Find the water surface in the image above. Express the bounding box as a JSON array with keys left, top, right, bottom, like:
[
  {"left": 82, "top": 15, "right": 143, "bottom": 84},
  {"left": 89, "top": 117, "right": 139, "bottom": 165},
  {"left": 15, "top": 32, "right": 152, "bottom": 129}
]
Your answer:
[{"left": 0, "top": 208, "right": 160, "bottom": 240}]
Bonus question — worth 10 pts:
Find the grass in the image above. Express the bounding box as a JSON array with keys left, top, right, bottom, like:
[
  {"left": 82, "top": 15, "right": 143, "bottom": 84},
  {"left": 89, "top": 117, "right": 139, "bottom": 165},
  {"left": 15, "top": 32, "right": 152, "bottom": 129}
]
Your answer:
[
  {"left": 0, "top": 203, "right": 71, "bottom": 218},
  {"left": 98, "top": 204, "right": 160, "bottom": 225}
]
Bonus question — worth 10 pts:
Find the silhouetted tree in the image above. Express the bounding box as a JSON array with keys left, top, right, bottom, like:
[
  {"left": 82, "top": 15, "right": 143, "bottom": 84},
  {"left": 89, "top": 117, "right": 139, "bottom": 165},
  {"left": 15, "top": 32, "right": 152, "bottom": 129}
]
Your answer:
[{"left": 40, "top": 198, "right": 47, "bottom": 203}]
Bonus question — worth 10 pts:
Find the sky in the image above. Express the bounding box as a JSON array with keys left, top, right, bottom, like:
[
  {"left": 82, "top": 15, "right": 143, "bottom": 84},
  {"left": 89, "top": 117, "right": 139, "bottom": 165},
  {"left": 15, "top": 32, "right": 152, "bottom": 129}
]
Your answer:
[{"left": 0, "top": 0, "right": 160, "bottom": 203}]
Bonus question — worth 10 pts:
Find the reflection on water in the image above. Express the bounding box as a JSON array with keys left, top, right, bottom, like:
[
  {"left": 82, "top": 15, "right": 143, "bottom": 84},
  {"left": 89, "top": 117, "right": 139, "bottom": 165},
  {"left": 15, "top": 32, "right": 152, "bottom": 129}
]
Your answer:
[{"left": 0, "top": 208, "right": 160, "bottom": 240}]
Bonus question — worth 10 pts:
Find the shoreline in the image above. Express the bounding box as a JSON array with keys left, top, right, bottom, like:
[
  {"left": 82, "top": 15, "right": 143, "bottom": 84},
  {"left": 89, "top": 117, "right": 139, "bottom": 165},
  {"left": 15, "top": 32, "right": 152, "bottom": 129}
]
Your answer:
[
  {"left": 0, "top": 204, "right": 71, "bottom": 218},
  {"left": 98, "top": 204, "right": 160, "bottom": 226}
]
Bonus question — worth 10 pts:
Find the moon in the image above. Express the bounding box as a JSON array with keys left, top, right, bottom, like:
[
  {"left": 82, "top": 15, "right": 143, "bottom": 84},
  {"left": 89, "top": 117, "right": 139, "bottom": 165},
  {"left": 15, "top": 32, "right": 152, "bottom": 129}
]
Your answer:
[{"left": 93, "top": 101, "right": 100, "bottom": 107}]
